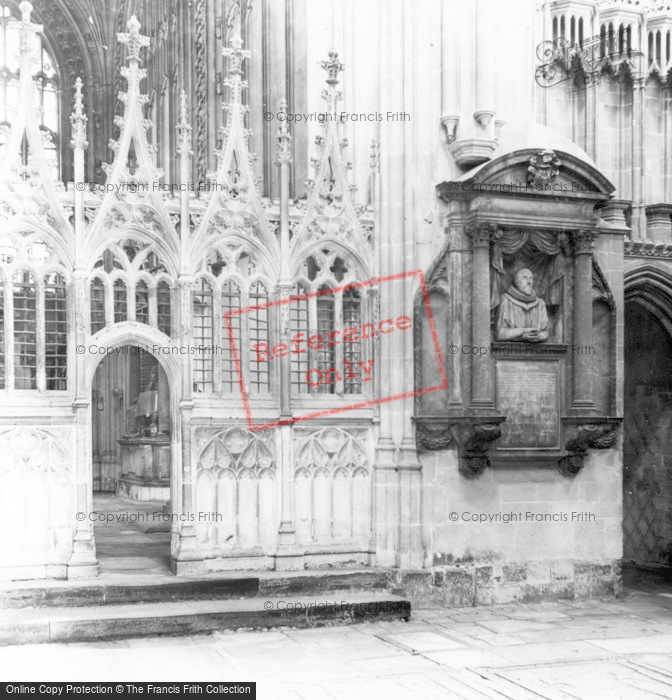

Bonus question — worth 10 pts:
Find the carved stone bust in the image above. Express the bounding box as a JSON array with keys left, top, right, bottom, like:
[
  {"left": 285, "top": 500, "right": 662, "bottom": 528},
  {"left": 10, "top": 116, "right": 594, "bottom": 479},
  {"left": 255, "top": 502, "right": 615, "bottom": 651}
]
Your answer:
[{"left": 495, "top": 268, "right": 549, "bottom": 343}]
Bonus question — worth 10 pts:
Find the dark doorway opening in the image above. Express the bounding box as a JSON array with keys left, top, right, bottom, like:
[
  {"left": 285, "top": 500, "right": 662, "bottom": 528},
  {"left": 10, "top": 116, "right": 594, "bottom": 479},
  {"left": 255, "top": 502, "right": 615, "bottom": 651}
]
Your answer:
[
  {"left": 623, "top": 304, "right": 672, "bottom": 569},
  {"left": 91, "top": 345, "right": 172, "bottom": 576}
]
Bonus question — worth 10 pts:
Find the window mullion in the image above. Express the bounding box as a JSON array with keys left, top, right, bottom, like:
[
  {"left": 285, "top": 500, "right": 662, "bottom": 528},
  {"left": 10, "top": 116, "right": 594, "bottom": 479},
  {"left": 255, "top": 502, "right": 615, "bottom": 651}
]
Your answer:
[
  {"left": 36, "top": 278, "right": 45, "bottom": 392},
  {"left": 127, "top": 279, "right": 136, "bottom": 322},
  {"left": 308, "top": 293, "right": 318, "bottom": 395},
  {"left": 213, "top": 283, "right": 223, "bottom": 394},
  {"left": 105, "top": 278, "right": 113, "bottom": 329},
  {"left": 5, "top": 278, "right": 13, "bottom": 392},
  {"left": 334, "top": 290, "right": 344, "bottom": 394},
  {"left": 148, "top": 282, "right": 158, "bottom": 328},
  {"left": 364, "top": 292, "right": 371, "bottom": 398},
  {"left": 241, "top": 289, "right": 250, "bottom": 397}
]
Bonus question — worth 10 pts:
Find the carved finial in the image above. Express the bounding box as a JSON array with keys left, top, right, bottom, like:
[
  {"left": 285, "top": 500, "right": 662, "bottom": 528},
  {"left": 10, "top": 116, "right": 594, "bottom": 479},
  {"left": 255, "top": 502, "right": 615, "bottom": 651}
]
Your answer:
[
  {"left": 70, "top": 78, "right": 88, "bottom": 150},
  {"left": 224, "top": 34, "right": 251, "bottom": 75},
  {"left": 276, "top": 99, "right": 292, "bottom": 167},
  {"left": 19, "top": 1, "right": 32, "bottom": 20},
  {"left": 369, "top": 140, "right": 380, "bottom": 173},
  {"left": 177, "top": 90, "right": 192, "bottom": 158},
  {"left": 15, "top": 1, "right": 42, "bottom": 57},
  {"left": 118, "top": 15, "right": 150, "bottom": 63},
  {"left": 321, "top": 50, "right": 344, "bottom": 86}
]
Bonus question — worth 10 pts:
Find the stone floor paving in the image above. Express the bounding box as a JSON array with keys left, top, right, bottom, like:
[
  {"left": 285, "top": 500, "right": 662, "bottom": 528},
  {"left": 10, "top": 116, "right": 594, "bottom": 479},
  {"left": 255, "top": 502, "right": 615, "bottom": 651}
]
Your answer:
[{"left": 3, "top": 588, "right": 672, "bottom": 698}]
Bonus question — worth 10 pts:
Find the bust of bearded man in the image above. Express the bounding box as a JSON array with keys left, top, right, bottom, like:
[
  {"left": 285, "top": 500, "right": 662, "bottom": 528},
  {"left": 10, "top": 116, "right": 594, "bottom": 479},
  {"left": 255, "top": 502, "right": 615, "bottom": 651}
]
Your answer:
[{"left": 495, "top": 268, "right": 549, "bottom": 343}]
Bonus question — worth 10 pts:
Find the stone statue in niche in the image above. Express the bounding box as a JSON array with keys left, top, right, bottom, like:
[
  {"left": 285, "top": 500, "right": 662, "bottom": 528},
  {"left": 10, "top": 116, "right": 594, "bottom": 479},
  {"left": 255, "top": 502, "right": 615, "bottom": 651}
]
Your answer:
[
  {"left": 495, "top": 268, "right": 549, "bottom": 342},
  {"left": 124, "top": 365, "right": 171, "bottom": 437}
]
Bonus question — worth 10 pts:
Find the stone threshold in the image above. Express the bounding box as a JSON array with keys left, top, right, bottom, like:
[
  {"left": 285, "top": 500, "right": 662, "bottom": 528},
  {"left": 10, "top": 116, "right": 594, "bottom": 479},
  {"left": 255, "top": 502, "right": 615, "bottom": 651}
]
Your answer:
[
  {"left": 0, "top": 568, "right": 392, "bottom": 609},
  {"left": 0, "top": 593, "right": 411, "bottom": 647}
]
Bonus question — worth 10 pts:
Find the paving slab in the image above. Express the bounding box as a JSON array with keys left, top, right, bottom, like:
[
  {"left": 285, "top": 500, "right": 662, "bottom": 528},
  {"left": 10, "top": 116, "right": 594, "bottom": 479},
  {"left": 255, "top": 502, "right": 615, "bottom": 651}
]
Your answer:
[
  {"left": 493, "top": 659, "right": 672, "bottom": 700},
  {"left": 421, "top": 647, "right": 512, "bottom": 668},
  {"left": 490, "top": 639, "right": 612, "bottom": 665},
  {"left": 381, "top": 631, "right": 467, "bottom": 653},
  {"left": 585, "top": 633, "right": 672, "bottom": 654},
  {"left": 3, "top": 584, "right": 672, "bottom": 698}
]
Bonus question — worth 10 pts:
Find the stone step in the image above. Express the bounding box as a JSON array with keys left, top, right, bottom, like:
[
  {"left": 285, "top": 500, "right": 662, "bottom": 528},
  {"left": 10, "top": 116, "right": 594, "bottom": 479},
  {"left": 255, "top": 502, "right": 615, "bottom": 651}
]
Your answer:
[
  {"left": 0, "top": 568, "right": 391, "bottom": 609},
  {"left": 0, "top": 593, "right": 410, "bottom": 646}
]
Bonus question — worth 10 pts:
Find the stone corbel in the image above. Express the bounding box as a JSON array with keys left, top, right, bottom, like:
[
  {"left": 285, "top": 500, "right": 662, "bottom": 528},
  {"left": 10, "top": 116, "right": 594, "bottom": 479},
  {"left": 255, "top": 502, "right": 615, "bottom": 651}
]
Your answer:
[
  {"left": 440, "top": 115, "right": 459, "bottom": 145},
  {"left": 558, "top": 417, "right": 622, "bottom": 476},
  {"left": 414, "top": 415, "right": 505, "bottom": 478},
  {"left": 455, "top": 418, "right": 505, "bottom": 478},
  {"left": 415, "top": 416, "right": 453, "bottom": 451},
  {"left": 473, "top": 110, "right": 494, "bottom": 130}
]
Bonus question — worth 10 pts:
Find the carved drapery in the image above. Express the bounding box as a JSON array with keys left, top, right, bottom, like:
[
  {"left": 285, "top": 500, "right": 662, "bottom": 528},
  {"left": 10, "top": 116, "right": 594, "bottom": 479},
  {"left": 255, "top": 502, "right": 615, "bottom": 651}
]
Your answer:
[{"left": 490, "top": 229, "right": 571, "bottom": 310}]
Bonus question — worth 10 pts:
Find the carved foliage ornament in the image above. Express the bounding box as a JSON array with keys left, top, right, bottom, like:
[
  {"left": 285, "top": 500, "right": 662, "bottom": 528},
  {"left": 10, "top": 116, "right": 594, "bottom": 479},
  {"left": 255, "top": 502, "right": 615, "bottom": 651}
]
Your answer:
[
  {"left": 571, "top": 229, "right": 599, "bottom": 255},
  {"left": 465, "top": 222, "right": 497, "bottom": 248}
]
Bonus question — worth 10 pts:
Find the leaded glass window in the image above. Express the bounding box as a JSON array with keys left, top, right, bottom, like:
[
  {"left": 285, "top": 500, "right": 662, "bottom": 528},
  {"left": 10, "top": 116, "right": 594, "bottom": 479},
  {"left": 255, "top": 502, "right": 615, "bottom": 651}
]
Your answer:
[
  {"left": 290, "top": 283, "right": 309, "bottom": 393},
  {"left": 113, "top": 280, "right": 127, "bottom": 323},
  {"left": 0, "top": 5, "right": 60, "bottom": 177},
  {"left": 248, "top": 281, "right": 269, "bottom": 393},
  {"left": 342, "top": 288, "right": 361, "bottom": 394},
  {"left": 45, "top": 272, "right": 67, "bottom": 390},
  {"left": 222, "top": 279, "right": 241, "bottom": 393},
  {"left": 135, "top": 280, "right": 149, "bottom": 325},
  {"left": 192, "top": 278, "right": 213, "bottom": 392},
  {"left": 90, "top": 277, "right": 105, "bottom": 333},
  {"left": 316, "top": 285, "right": 335, "bottom": 394},
  {"left": 13, "top": 270, "right": 36, "bottom": 390},
  {"left": 157, "top": 281, "right": 171, "bottom": 336}
]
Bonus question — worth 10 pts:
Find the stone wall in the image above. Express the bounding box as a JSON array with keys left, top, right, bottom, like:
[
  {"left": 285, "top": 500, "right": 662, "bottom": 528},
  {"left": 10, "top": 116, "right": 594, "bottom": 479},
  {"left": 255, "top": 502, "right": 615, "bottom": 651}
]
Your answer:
[
  {"left": 0, "top": 426, "right": 76, "bottom": 581},
  {"left": 415, "top": 447, "right": 622, "bottom": 605}
]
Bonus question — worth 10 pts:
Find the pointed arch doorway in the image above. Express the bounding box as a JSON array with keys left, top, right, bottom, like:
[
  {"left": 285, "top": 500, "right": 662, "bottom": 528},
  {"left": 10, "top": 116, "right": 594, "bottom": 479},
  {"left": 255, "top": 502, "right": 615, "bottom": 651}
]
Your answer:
[
  {"left": 623, "top": 272, "right": 672, "bottom": 572},
  {"left": 89, "top": 339, "right": 180, "bottom": 576}
]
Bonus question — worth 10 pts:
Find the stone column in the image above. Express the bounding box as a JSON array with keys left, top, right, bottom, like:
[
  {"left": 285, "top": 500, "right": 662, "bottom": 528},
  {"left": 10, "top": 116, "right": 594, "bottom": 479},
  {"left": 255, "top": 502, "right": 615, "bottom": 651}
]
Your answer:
[
  {"left": 67, "top": 401, "right": 99, "bottom": 579},
  {"left": 171, "top": 278, "right": 202, "bottom": 573},
  {"left": 631, "top": 77, "right": 646, "bottom": 239},
  {"left": 274, "top": 101, "right": 300, "bottom": 567},
  {"left": 571, "top": 230, "right": 598, "bottom": 411},
  {"left": 276, "top": 291, "right": 300, "bottom": 559},
  {"left": 448, "top": 227, "right": 464, "bottom": 407},
  {"left": 172, "top": 401, "right": 200, "bottom": 573},
  {"left": 68, "top": 266, "right": 98, "bottom": 578},
  {"left": 466, "top": 223, "right": 494, "bottom": 409},
  {"left": 373, "top": 0, "right": 400, "bottom": 568}
]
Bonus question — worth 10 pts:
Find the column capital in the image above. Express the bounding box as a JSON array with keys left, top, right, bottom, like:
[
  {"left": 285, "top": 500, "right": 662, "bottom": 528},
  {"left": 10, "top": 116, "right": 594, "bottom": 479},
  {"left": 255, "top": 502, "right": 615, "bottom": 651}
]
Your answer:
[
  {"left": 465, "top": 222, "right": 496, "bottom": 248},
  {"left": 571, "top": 229, "right": 599, "bottom": 255}
]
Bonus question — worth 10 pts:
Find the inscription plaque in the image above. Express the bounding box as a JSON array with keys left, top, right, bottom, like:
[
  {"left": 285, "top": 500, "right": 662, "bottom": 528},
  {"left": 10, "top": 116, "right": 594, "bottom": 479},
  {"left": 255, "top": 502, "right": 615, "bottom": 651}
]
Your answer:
[{"left": 496, "top": 360, "right": 559, "bottom": 448}]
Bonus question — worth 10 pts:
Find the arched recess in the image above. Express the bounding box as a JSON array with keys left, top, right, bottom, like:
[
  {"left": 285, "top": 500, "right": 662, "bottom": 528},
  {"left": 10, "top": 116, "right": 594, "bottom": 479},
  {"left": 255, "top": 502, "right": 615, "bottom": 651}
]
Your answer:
[
  {"left": 623, "top": 265, "right": 672, "bottom": 567},
  {"left": 81, "top": 324, "right": 184, "bottom": 568}
]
